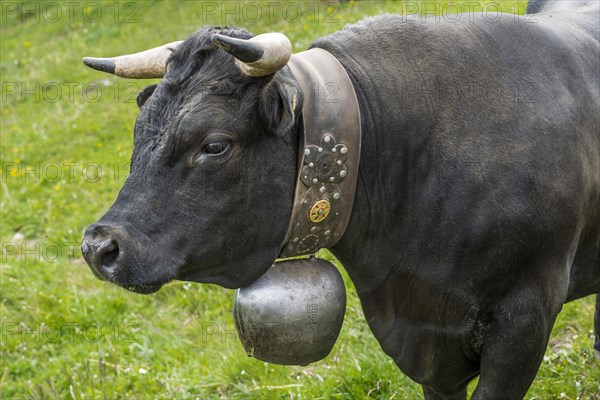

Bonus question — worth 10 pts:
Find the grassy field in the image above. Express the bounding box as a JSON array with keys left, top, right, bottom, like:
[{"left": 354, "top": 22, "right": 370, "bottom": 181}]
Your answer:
[{"left": 1, "top": 0, "right": 598, "bottom": 398}]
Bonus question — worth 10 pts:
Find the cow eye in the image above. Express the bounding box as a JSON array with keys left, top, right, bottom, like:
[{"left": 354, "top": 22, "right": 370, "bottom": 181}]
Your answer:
[
  {"left": 203, "top": 140, "right": 230, "bottom": 156},
  {"left": 191, "top": 136, "right": 233, "bottom": 165}
]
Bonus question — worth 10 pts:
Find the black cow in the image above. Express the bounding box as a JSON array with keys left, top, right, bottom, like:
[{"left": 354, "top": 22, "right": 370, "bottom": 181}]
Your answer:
[{"left": 81, "top": 1, "right": 600, "bottom": 398}]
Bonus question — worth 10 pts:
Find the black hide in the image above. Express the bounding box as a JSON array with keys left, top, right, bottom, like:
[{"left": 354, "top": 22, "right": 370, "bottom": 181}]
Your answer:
[{"left": 312, "top": 6, "right": 599, "bottom": 399}]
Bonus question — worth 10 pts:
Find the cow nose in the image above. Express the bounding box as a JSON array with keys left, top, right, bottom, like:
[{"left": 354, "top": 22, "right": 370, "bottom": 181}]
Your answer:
[{"left": 82, "top": 224, "right": 121, "bottom": 280}]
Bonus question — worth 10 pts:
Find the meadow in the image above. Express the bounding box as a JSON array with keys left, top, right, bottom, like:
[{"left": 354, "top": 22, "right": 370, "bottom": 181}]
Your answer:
[{"left": 1, "top": 1, "right": 598, "bottom": 398}]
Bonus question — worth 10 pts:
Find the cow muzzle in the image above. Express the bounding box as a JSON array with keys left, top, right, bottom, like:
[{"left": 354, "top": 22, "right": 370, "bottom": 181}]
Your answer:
[
  {"left": 81, "top": 223, "right": 125, "bottom": 281},
  {"left": 82, "top": 223, "right": 165, "bottom": 294}
]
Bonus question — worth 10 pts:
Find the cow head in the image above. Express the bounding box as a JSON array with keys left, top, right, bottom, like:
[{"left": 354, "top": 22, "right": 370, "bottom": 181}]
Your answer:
[{"left": 81, "top": 27, "right": 303, "bottom": 293}]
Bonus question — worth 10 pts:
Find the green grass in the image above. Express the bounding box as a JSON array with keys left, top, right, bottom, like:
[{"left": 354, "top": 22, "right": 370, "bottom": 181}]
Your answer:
[{"left": 1, "top": 1, "right": 598, "bottom": 398}]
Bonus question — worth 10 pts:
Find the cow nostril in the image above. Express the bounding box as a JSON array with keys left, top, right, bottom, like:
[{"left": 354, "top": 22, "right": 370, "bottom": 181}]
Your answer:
[
  {"left": 100, "top": 241, "right": 119, "bottom": 272},
  {"left": 82, "top": 224, "right": 127, "bottom": 280}
]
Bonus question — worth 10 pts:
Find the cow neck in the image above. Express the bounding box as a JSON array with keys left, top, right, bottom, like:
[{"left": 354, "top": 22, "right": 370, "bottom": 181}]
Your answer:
[{"left": 278, "top": 48, "right": 361, "bottom": 258}]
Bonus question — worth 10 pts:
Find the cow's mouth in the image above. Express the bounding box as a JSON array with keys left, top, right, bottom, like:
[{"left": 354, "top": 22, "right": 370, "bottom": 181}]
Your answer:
[
  {"left": 97, "top": 274, "right": 168, "bottom": 295},
  {"left": 120, "top": 276, "right": 173, "bottom": 294},
  {"left": 125, "top": 283, "right": 163, "bottom": 294}
]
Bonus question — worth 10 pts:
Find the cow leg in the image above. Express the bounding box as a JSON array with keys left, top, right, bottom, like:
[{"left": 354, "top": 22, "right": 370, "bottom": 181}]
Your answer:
[
  {"left": 471, "top": 293, "right": 560, "bottom": 400},
  {"left": 422, "top": 385, "right": 467, "bottom": 400},
  {"left": 595, "top": 294, "right": 600, "bottom": 361}
]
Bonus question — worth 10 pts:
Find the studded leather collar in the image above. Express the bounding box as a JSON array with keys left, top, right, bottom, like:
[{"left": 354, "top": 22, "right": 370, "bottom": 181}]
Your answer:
[{"left": 279, "top": 48, "right": 361, "bottom": 258}]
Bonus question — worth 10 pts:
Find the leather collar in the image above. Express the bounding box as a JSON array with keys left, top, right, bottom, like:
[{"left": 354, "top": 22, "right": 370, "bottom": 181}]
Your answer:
[{"left": 279, "top": 48, "right": 361, "bottom": 258}]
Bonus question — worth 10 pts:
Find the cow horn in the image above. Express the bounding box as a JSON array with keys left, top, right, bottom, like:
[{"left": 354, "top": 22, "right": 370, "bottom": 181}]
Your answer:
[
  {"left": 82, "top": 41, "right": 183, "bottom": 79},
  {"left": 211, "top": 33, "right": 292, "bottom": 77}
]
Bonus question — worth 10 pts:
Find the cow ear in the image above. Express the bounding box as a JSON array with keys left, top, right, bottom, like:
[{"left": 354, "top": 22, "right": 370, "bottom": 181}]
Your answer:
[
  {"left": 259, "top": 78, "right": 302, "bottom": 139},
  {"left": 137, "top": 84, "right": 158, "bottom": 108}
]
